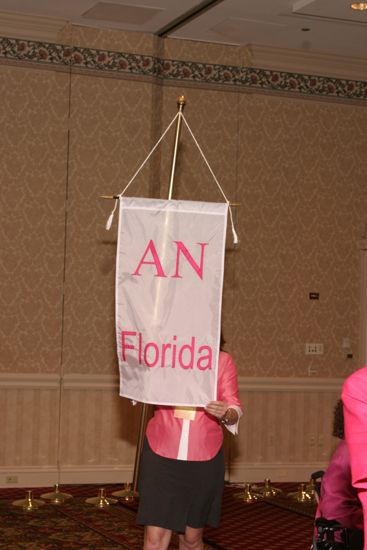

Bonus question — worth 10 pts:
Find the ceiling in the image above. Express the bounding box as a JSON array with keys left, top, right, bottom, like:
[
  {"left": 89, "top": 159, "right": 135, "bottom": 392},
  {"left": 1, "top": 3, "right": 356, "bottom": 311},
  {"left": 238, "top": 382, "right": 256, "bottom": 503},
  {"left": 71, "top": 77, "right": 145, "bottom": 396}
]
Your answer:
[{"left": 0, "top": 0, "right": 367, "bottom": 59}]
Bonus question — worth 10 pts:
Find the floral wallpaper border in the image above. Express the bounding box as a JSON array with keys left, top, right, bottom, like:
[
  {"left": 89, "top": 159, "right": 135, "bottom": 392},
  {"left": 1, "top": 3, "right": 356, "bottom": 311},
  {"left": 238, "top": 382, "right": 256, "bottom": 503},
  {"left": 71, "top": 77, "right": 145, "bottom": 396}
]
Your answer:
[{"left": 1, "top": 36, "right": 366, "bottom": 102}]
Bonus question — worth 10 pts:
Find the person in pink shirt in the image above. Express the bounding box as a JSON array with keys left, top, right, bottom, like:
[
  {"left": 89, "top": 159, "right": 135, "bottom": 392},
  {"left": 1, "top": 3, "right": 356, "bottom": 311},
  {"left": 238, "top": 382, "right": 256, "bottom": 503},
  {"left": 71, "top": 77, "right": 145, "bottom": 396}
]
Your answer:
[
  {"left": 342, "top": 366, "right": 367, "bottom": 550},
  {"left": 136, "top": 340, "right": 243, "bottom": 550},
  {"left": 315, "top": 400, "right": 363, "bottom": 549}
]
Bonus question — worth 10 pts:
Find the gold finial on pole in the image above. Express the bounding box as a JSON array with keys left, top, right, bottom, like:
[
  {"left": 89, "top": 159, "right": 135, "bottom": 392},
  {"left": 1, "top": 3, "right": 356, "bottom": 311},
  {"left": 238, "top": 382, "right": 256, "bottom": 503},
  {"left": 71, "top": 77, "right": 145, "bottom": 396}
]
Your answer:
[{"left": 168, "top": 96, "right": 185, "bottom": 200}]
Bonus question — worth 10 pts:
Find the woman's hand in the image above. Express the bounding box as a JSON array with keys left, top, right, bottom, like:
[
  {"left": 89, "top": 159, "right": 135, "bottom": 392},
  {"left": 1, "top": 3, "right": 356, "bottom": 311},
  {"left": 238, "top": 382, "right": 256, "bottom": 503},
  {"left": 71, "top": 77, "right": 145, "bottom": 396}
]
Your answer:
[
  {"left": 205, "top": 401, "right": 239, "bottom": 426},
  {"left": 205, "top": 401, "right": 228, "bottom": 419}
]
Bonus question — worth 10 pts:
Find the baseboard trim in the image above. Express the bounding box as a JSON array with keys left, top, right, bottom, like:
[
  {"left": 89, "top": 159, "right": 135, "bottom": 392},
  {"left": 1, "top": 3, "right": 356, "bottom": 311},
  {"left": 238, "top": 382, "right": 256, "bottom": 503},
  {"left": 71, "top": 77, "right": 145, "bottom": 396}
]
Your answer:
[
  {"left": 0, "top": 466, "right": 134, "bottom": 488},
  {"left": 0, "top": 462, "right": 326, "bottom": 488}
]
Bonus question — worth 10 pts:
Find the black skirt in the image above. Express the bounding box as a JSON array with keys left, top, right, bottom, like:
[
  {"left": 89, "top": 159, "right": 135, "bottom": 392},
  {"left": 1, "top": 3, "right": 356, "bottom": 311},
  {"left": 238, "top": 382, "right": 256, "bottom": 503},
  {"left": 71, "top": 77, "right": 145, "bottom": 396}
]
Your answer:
[{"left": 136, "top": 438, "right": 225, "bottom": 533}]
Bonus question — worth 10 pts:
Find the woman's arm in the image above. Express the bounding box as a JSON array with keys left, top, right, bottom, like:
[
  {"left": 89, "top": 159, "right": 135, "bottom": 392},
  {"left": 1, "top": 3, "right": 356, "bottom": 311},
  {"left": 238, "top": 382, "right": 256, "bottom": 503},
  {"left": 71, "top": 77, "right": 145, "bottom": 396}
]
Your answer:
[{"left": 205, "top": 353, "right": 243, "bottom": 432}]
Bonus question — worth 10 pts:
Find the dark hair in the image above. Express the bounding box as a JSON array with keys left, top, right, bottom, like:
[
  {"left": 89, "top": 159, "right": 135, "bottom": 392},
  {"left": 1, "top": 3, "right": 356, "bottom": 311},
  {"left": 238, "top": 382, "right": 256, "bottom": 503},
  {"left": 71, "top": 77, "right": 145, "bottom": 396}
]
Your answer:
[{"left": 333, "top": 399, "right": 344, "bottom": 439}]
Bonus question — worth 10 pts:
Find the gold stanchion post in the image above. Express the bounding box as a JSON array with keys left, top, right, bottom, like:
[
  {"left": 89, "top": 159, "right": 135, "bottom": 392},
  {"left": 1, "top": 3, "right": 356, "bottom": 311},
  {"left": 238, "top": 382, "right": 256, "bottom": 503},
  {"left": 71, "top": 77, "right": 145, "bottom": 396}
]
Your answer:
[{"left": 112, "top": 96, "right": 186, "bottom": 502}]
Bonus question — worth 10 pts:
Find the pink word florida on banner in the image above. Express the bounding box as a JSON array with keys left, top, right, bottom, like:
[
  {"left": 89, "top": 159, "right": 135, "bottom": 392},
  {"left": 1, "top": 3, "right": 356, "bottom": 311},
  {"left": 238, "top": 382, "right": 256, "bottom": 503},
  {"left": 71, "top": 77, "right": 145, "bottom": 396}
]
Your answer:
[{"left": 115, "top": 197, "right": 228, "bottom": 406}]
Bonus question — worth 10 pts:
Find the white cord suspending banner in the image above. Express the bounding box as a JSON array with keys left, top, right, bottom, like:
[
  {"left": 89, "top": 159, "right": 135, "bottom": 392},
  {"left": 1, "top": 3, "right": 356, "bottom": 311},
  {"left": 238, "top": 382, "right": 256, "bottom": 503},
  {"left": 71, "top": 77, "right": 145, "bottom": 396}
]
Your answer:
[
  {"left": 105, "top": 111, "right": 239, "bottom": 244},
  {"left": 180, "top": 113, "right": 239, "bottom": 245},
  {"left": 105, "top": 112, "right": 179, "bottom": 230}
]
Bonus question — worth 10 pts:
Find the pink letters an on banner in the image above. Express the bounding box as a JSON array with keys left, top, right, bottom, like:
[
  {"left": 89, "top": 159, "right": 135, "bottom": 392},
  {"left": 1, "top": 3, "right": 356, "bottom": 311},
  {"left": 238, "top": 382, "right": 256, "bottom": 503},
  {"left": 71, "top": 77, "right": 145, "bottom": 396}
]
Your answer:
[{"left": 132, "top": 240, "right": 208, "bottom": 279}]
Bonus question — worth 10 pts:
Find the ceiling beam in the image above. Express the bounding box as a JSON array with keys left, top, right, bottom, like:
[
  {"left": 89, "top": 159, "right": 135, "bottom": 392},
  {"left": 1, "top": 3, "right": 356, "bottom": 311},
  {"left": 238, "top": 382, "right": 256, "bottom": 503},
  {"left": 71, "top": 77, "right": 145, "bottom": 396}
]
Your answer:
[{"left": 157, "top": 0, "right": 225, "bottom": 37}]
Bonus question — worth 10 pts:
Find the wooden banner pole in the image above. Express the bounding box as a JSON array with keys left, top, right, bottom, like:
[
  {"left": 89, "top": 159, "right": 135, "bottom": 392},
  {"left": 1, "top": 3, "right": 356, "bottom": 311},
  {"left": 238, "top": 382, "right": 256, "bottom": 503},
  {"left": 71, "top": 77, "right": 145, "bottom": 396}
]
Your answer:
[{"left": 131, "top": 95, "right": 186, "bottom": 494}]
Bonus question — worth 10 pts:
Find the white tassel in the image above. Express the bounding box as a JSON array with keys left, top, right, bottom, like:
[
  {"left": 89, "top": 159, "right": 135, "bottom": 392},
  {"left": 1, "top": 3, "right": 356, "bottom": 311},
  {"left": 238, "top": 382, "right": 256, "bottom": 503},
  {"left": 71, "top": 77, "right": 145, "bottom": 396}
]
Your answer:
[
  {"left": 105, "top": 198, "right": 119, "bottom": 231},
  {"left": 105, "top": 212, "right": 114, "bottom": 231},
  {"left": 232, "top": 226, "right": 239, "bottom": 244},
  {"left": 228, "top": 204, "right": 239, "bottom": 245}
]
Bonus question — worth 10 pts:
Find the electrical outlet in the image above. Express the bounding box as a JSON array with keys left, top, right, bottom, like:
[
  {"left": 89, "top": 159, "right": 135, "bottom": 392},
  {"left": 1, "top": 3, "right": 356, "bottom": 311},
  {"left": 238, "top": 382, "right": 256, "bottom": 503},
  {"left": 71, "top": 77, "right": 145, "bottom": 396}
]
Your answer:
[
  {"left": 305, "top": 343, "right": 324, "bottom": 355},
  {"left": 5, "top": 475, "right": 18, "bottom": 484}
]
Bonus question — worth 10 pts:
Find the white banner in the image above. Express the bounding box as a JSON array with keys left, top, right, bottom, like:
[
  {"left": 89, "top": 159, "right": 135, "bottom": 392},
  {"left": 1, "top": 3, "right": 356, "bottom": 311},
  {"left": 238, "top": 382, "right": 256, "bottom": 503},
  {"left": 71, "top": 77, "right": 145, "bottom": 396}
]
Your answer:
[{"left": 115, "top": 197, "right": 228, "bottom": 406}]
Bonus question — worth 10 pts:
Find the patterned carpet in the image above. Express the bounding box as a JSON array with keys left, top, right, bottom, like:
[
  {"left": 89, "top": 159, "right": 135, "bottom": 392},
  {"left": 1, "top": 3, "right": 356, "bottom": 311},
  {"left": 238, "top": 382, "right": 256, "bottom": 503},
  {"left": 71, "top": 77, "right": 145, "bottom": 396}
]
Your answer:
[
  {"left": 205, "top": 483, "right": 315, "bottom": 550},
  {"left": 0, "top": 483, "right": 316, "bottom": 549}
]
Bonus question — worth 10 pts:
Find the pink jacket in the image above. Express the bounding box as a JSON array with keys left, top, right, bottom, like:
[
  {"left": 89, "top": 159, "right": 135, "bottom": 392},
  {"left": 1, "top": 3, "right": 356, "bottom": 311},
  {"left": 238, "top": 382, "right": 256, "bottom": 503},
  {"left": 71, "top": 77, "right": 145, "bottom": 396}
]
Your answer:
[
  {"left": 342, "top": 366, "right": 367, "bottom": 549},
  {"left": 146, "top": 351, "right": 242, "bottom": 461},
  {"left": 315, "top": 439, "right": 363, "bottom": 540}
]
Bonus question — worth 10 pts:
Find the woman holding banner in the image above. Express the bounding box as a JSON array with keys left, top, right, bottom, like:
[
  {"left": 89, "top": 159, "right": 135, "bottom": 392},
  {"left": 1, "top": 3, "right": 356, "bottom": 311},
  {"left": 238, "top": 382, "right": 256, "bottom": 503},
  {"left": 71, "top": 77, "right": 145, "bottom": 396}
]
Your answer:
[{"left": 136, "top": 342, "right": 242, "bottom": 550}]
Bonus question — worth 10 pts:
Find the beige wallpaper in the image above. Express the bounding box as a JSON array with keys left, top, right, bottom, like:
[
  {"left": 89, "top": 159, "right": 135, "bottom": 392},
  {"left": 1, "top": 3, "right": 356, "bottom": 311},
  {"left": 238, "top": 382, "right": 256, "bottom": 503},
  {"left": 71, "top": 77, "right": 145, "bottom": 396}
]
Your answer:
[
  {"left": 232, "top": 94, "right": 367, "bottom": 377},
  {"left": 62, "top": 74, "right": 159, "bottom": 375},
  {"left": 162, "top": 37, "right": 243, "bottom": 66},
  {"left": 58, "top": 23, "right": 158, "bottom": 55},
  {"left": 1, "top": 28, "right": 367, "bottom": 382},
  {"left": 0, "top": 66, "right": 69, "bottom": 374}
]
